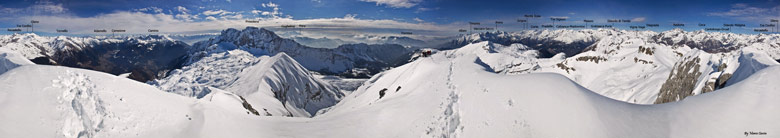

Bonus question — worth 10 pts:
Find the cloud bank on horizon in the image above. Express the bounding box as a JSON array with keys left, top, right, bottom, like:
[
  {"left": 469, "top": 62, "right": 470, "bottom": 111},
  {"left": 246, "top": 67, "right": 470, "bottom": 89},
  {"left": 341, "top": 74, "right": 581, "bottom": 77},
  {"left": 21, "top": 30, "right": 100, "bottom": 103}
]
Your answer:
[{"left": 1, "top": 0, "right": 779, "bottom": 38}]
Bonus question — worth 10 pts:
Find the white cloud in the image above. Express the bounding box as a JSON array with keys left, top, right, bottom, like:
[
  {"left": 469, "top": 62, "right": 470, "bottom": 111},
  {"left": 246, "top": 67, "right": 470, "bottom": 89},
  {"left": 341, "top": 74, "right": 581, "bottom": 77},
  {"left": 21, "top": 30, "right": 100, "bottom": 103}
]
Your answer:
[
  {"left": 2, "top": 1, "right": 455, "bottom": 40},
  {"left": 175, "top": 6, "right": 190, "bottom": 13},
  {"left": 344, "top": 14, "right": 358, "bottom": 19},
  {"left": 172, "top": 6, "right": 197, "bottom": 21},
  {"left": 416, "top": 7, "right": 430, "bottom": 12},
  {"left": 15, "top": 10, "right": 451, "bottom": 37},
  {"left": 258, "top": 2, "right": 287, "bottom": 19},
  {"left": 221, "top": 14, "right": 243, "bottom": 20},
  {"left": 133, "top": 7, "right": 163, "bottom": 13},
  {"left": 250, "top": 10, "right": 264, "bottom": 15},
  {"left": 0, "top": 2, "right": 68, "bottom": 15},
  {"left": 632, "top": 17, "right": 646, "bottom": 22},
  {"left": 0, "top": 6, "right": 23, "bottom": 14},
  {"left": 175, "top": 13, "right": 198, "bottom": 21},
  {"left": 707, "top": 3, "right": 780, "bottom": 22},
  {"left": 361, "top": 0, "right": 423, "bottom": 8},
  {"left": 262, "top": 2, "right": 279, "bottom": 8},
  {"left": 34, "top": 3, "right": 67, "bottom": 14},
  {"left": 732, "top": 3, "right": 748, "bottom": 8},
  {"left": 202, "top": 9, "right": 233, "bottom": 16},
  {"left": 415, "top": 7, "right": 438, "bottom": 13},
  {"left": 413, "top": 18, "right": 424, "bottom": 22}
]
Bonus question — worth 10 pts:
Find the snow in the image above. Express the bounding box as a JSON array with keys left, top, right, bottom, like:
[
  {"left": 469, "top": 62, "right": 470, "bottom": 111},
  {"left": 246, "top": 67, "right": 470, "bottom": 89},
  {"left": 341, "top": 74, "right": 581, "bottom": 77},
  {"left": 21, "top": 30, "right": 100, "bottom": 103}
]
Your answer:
[
  {"left": 321, "top": 43, "right": 780, "bottom": 137},
  {"left": 0, "top": 66, "right": 197, "bottom": 137},
  {"left": 314, "top": 74, "right": 368, "bottom": 93},
  {"left": 0, "top": 47, "right": 34, "bottom": 74},
  {"left": 452, "top": 29, "right": 780, "bottom": 104},
  {"left": 725, "top": 47, "right": 779, "bottom": 87},
  {"left": 152, "top": 50, "right": 259, "bottom": 98},
  {"left": 187, "top": 27, "right": 413, "bottom": 75},
  {"left": 152, "top": 50, "right": 344, "bottom": 117},
  {"left": 2, "top": 40, "right": 780, "bottom": 137},
  {"left": 0, "top": 33, "right": 185, "bottom": 60},
  {"left": 224, "top": 52, "right": 344, "bottom": 117}
]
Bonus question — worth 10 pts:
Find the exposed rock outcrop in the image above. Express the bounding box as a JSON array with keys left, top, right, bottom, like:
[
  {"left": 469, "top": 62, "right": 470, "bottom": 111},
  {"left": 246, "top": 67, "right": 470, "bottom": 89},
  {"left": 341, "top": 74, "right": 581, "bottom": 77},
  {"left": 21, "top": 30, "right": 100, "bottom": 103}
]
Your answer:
[{"left": 655, "top": 57, "right": 702, "bottom": 104}]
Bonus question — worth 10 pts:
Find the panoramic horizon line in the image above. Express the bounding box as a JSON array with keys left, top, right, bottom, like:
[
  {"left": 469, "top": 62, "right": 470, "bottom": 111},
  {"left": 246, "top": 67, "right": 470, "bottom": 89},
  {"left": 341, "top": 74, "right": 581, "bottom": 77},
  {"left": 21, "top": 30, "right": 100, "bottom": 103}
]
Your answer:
[{"left": 5, "top": 27, "right": 780, "bottom": 38}]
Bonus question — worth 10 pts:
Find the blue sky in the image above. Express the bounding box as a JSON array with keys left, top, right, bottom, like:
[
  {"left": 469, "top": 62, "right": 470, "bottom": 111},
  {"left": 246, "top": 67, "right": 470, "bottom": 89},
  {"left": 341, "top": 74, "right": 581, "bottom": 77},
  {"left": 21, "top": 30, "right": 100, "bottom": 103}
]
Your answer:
[{"left": 1, "top": 0, "right": 779, "bottom": 37}]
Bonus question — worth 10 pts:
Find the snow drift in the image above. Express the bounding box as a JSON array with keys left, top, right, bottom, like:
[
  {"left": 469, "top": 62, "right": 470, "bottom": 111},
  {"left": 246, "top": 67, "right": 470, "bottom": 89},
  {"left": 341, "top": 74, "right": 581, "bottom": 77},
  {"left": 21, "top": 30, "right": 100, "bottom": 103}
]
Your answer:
[{"left": 0, "top": 48, "right": 34, "bottom": 74}]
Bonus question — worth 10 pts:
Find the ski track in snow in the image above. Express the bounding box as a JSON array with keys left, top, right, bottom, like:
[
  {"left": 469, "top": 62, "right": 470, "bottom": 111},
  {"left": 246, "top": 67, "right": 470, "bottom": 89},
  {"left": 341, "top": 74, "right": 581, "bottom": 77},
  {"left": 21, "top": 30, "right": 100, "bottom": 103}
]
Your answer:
[
  {"left": 426, "top": 57, "right": 463, "bottom": 138},
  {"left": 52, "top": 70, "right": 108, "bottom": 138}
]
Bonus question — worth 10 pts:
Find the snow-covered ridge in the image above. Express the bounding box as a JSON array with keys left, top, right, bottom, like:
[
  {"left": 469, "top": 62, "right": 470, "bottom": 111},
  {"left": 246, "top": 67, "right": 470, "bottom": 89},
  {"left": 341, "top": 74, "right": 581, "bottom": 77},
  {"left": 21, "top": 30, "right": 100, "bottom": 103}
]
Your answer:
[
  {"left": 187, "top": 27, "right": 414, "bottom": 77},
  {"left": 1, "top": 44, "right": 779, "bottom": 137},
  {"left": 316, "top": 44, "right": 780, "bottom": 137},
  {"left": 459, "top": 32, "right": 779, "bottom": 104},
  {"left": 0, "top": 48, "right": 34, "bottom": 74},
  {"left": 153, "top": 50, "right": 344, "bottom": 117}
]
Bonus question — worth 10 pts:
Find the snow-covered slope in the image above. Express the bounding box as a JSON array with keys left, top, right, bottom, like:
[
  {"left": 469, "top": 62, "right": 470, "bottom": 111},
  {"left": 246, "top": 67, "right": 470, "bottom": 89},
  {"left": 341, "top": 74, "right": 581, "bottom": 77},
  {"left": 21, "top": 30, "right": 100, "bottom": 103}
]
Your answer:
[
  {"left": 319, "top": 44, "right": 780, "bottom": 137},
  {"left": 187, "top": 27, "right": 413, "bottom": 77},
  {"left": 153, "top": 50, "right": 344, "bottom": 117},
  {"left": 0, "top": 65, "right": 202, "bottom": 137},
  {"left": 0, "top": 48, "right": 34, "bottom": 74},
  {"left": 4, "top": 44, "right": 779, "bottom": 137},
  {"left": 452, "top": 29, "right": 780, "bottom": 104}
]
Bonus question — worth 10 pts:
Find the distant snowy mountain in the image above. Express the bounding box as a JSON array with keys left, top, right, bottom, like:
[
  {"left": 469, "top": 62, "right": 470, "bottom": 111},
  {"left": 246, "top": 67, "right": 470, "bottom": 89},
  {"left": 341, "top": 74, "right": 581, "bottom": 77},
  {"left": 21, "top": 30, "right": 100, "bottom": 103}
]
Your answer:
[
  {"left": 292, "top": 36, "right": 352, "bottom": 49},
  {"left": 3, "top": 43, "right": 779, "bottom": 137},
  {"left": 187, "top": 27, "right": 414, "bottom": 77},
  {"left": 0, "top": 33, "right": 190, "bottom": 82},
  {"left": 442, "top": 29, "right": 614, "bottom": 57},
  {"left": 292, "top": 34, "right": 432, "bottom": 49},
  {"left": 164, "top": 33, "right": 220, "bottom": 45},
  {"left": 349, "top": 34, "right": 428, "bottom": 47},
  {"left": 152, "top": 50, "right": 344, "bottom": 117}
]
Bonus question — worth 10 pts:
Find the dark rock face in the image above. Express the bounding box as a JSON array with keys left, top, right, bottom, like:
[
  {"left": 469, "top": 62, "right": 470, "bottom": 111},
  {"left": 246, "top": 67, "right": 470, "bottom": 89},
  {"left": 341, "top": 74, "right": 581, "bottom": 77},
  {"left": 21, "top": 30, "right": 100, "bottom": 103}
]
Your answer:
[
  {"left": 238, "top": 96, "right": 261, "bottom": 116},
  {"left": 555, "top": 62, "right": 576, "bottom": 74},
  {"left": 700, "top": 63, "right": 733, "bottom": 93},
  {"left": 575, "top": 56, "right": 607, "bottom": 63},
  {"left": 30, "top": 57, "right": 56, "bottom": 65},
  {"left": 655, "top": 57, "right": 702, "bottom": 104},
  {"left": 714, "top": 73, "right": 732, "bottom": 89}
]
